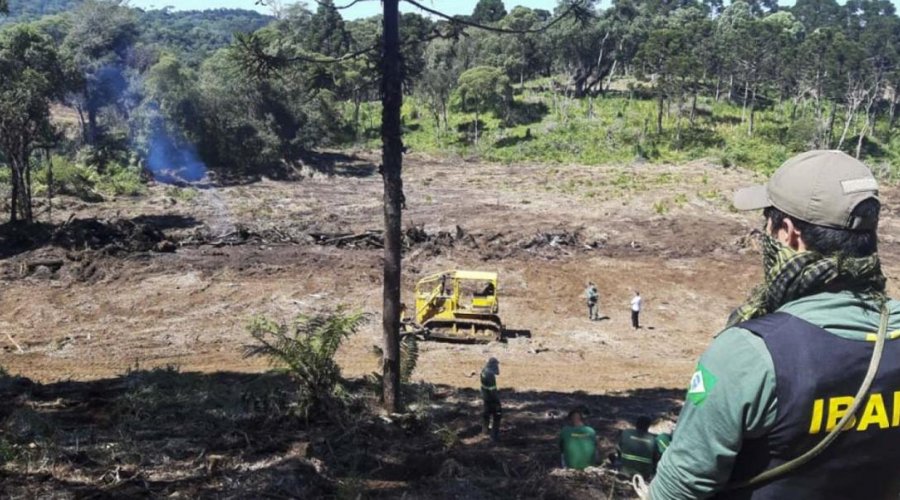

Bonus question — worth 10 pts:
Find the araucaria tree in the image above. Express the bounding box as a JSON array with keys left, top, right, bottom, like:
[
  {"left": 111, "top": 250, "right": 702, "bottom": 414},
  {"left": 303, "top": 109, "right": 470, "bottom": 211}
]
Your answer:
[
  {"left": 0, "top": 25, "right": 68, "bottom": 223},
  {"left": 454, "top": 66, "right": 512, "bottom": 144}
]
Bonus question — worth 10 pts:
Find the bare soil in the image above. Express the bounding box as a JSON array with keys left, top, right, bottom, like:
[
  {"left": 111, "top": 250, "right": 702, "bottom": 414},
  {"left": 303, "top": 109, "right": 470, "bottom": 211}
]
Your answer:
[{"left": 2, "top": 152, "right": 900, "bottom": 498}]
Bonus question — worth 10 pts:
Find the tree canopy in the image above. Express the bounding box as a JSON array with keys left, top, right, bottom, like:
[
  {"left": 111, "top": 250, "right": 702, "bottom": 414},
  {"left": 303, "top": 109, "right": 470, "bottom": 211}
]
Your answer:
[{"left": 3, "top": 0, "right": 900, "bottom": 221}]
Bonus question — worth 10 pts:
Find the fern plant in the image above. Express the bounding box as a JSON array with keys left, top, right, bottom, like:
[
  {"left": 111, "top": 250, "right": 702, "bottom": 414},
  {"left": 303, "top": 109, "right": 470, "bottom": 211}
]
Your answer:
[{"left": 244, "top": 308, "right": 366, "bottom": 417}]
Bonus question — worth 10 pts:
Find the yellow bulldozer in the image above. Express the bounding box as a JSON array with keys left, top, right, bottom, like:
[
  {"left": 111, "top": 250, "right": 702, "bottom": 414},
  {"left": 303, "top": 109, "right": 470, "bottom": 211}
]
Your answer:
[{"left": 407, "top": 270, "right": 503, "bottom": 343}]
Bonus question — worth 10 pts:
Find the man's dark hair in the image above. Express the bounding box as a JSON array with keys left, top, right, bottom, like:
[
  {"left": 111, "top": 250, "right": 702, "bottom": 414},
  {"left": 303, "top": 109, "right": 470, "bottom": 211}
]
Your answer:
[
  {"left": 764, "top": 198, "right": 880, "bottom": 258},
  {"left": 636, "top": 415, "right": 652, "bottom": 433},
  {"left": 568, "top": 408, "right": 584, "bottom": 422}
]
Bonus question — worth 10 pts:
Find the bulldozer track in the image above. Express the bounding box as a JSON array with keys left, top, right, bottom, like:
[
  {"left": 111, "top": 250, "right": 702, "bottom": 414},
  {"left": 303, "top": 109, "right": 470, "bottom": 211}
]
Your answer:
[{"left": 423, "top": 317, "right": 503, "bottom": 343}]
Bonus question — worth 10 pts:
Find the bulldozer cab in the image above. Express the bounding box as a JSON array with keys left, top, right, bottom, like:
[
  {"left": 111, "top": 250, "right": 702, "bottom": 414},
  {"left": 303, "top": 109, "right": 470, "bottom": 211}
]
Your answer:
[{"left": 414, "top": 270, "right": 501, "bottom": 342}]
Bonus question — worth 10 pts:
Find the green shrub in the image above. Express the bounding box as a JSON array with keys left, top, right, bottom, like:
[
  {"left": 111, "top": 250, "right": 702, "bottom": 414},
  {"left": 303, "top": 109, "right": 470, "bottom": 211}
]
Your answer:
[
  {"left": 94, "top": 162, "right": 145, "bottom": 197},
  {"left": 32, "top": 155, "right": 146, "bottom": 200},
  {"left": 33, "top": 155, "right": 101, "bottom": 200},
  {"left": 244, "top": 308, "right": 366, "bottom": 418},
  {"left": 652, "top": 199, "right": 669, "bottom": 215},
  {"left": 164, "top": 186, "right": 198, "bottom": 202}
]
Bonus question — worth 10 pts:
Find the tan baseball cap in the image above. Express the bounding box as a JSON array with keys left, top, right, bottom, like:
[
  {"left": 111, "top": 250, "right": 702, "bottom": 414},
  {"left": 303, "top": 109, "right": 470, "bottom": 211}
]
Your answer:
[{"left": 733, "top": 150, "right": 880, "bottom": 230}]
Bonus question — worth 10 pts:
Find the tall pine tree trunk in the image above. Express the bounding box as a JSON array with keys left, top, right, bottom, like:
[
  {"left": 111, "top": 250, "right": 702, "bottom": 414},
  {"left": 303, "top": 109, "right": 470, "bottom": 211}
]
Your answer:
[
  {"left": 715, "top": 73, "right": 721, "bottom": 102},
  {"left": 856, "top": 116, "right": 870, "bottom": 159},
  {"left": 87, "top": 105, "right": 98, "bottom": 146},
  {"left": 380, "top": 0, "right": 402, "bottom": 413},
  {"left": 690, "top": 90, "right": 698, "bottom": 126},
  {"left": 748, "top": 87, "right": 757, "bottom": 137},
  {"left": 729, "top": 74, "right": 735, "bottom": 101},
  {"left": 657, "top": 89, "right": 664, "bottom": 135},
  {"left": 888, "top": 95, "right": 898, "bottom": 140},
  {"left": 675, "top": 92, "right": 684, "bottom": 148},
  {"left": 826, "top": 101, "right": 837, "bottom": 148},
  {"left": 604, "top": 59, "right": 617, "bottom": 94},
  {"left": 741, "top": 83, "right": 749, "bottom": 124},
  {"left": 9, "top": 160, "right": 18, "bottom": 222},
  {"left": 837, "top": 105, "right": 857, "bottom": 150},
  {"left": 24, "top": 159, "right": 33, "bottom": 222}
]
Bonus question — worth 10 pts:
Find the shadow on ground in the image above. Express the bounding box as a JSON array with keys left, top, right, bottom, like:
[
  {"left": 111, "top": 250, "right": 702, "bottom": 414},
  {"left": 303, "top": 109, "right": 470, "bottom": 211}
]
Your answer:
[
  {"left": 207, "top": 151, "right": 378, "bottom": 186},
  {"left": 0, "top": 368, "right": 681, "bottom": 499},
  {"left": 298, "top": 150, "right": 378, "bottom": 178}
]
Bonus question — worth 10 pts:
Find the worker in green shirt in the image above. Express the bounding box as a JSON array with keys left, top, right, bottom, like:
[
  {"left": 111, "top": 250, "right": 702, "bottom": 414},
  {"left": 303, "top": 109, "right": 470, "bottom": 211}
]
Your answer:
[
  {"left": 616, "top": 416, "right": 657, "bottom": 478},
  {"left": 647, "top": 151, "right": 900, "bottom": 499},
  {"left": 480, "top": 357, "right": 501, "bottom": 441},
  {"left": 559, "top": 408, "right": 598, "bottom": 470}
]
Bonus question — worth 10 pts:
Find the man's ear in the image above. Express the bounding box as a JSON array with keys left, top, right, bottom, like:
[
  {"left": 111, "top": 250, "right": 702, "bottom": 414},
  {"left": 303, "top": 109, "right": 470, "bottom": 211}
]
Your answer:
[{"left": 782, "top": 217, "right": 806, "bottom": 251}]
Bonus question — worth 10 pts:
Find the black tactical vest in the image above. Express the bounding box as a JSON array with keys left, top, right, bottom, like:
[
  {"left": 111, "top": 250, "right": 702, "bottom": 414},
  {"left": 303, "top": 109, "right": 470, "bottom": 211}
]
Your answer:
[{"left": 714, "top": 312, "right": 900, "bottom": 499}]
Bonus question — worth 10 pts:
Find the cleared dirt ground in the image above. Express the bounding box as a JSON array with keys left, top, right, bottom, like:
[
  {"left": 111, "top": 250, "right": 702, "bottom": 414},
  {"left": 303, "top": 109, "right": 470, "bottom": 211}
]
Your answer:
[{"left": 2, "top": 152, "right": 900, "bottom": 498}]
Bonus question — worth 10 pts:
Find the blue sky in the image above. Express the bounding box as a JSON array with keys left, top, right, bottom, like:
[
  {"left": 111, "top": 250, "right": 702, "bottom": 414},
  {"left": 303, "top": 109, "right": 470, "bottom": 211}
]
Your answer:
[{"left": 128, "top": 1, "right": 559, "bottom": 19}]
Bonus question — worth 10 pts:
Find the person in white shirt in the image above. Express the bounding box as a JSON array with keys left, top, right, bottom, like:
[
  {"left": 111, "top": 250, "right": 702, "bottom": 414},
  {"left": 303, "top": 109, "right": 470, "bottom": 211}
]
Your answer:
[{"left": 630, "top": 291, "right": 642, "bottom": 329}]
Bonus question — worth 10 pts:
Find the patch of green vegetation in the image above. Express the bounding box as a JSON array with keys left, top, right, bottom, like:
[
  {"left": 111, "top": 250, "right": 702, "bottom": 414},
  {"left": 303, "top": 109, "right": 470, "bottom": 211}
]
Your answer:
[
  {"left": 433, "top": 425, "right": 460, "bottom": 451},
  {"left": 244, "top": 308, "right": 366, "bottom": 419},
  {"left": 350, "top": 90, "right": 900, "bottom": 176},
  {"left": 31, "top": 155, "right": 146, "bottom": 200},
  {"left": 0, "top": 436, "right": 16, "bottom": 466},
  {"left": 94, "top": 162, "right": 145, "bottom": 197},
  {"left": 165, "top": 186, "right": 199, "bottom": 202},
  {"left": 698, "top": 188, "right": 721, "bottom": 201},
  {"left": 652, "top": 199, "right": 669, "bottom": 215}
]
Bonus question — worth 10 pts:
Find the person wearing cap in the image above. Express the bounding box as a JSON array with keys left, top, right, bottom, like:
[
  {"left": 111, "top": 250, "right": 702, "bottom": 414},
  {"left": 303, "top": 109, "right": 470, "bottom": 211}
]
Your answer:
[
  {"left": 649, "top": 151, "right": 900, "bottom": 499},
  {"left": 480, "top": 357, "right": 502, "bottom": 441}
]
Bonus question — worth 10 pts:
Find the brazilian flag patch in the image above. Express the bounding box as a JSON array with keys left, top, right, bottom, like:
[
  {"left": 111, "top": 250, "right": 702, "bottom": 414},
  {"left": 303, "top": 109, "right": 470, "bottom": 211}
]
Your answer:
[{"left": 686, "top": 363, "right": 717, "bottom": 406}]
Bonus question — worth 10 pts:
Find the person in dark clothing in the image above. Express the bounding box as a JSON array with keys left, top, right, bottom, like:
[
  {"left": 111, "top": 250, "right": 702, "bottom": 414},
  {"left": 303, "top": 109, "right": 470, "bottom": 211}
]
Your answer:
[
  {"left": 616, "top": 416, "right": 658, "bottom": 479},
  {"left": 585, "top": 282, "right": 599, "bottom": 320},
  {"left": 480, "top": 357, "right": 502, "bottom": 441}
]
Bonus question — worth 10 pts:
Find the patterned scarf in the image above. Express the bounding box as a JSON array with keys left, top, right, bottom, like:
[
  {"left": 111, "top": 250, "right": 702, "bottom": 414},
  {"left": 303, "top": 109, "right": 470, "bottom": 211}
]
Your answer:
[{"left": 727, "top": 232, "right": 886, "bottom": 328}]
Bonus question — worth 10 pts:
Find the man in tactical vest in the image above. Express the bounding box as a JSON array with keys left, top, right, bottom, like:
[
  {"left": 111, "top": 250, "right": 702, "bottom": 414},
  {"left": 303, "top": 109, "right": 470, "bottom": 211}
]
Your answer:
[
  {"left": 649, "top": 150, "right": 900, "bottom": 499},
  {"left": 617, "top": 416, "right": 658, "bottom": 478},
  {"left": 481, "top": 357, "right": 502, "bottom": 441},
  {"left": 585, "top": 282, "right": 599, "bottom": 320}
]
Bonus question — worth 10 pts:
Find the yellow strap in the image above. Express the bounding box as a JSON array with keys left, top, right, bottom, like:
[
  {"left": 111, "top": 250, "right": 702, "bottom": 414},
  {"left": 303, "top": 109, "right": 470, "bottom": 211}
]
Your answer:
[
  {"left": 865, "top": 329, "right": 900, "bottom": 341},
  {"left": 622, "top": 453, "right": 653, "bottom": 464}
]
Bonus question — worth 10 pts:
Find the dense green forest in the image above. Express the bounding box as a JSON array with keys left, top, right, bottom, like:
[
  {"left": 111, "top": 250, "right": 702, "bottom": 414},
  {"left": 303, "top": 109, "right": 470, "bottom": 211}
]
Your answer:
[
  {"left": 1, "top": 0, "right": 272, "bottom": 63},
  {"left": 2, "top": 0, "right": 900, "bottom": 223}
]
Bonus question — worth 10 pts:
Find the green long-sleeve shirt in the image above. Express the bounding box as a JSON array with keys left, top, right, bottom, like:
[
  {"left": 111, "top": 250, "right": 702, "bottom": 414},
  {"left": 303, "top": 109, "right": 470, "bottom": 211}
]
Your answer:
[{"left": 651, "top": 291, "right": 900, "bottom": 499}]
